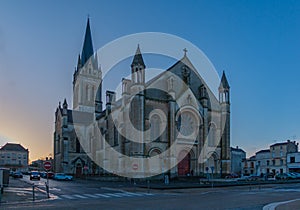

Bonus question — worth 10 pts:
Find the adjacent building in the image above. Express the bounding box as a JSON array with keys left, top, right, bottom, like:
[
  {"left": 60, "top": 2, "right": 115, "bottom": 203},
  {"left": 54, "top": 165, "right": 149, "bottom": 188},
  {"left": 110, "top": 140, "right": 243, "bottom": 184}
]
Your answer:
[
  {"left": 0, "top": 143, "right": 29, "bottom": 172},
  {"left": 255, "top": 149, "right": 271, "bottom": 175},
  {"left": 54, "top": 18, "right": 232, "bottom": 178},
  {"left": 231, "top": 146, "right": 246, "bottom": 175},
  {"left": 287, "top": 152, "right": 300, "bottom": 173},
  {"left": 242, "top": 140, "right": 298, "bottom": 176},
  {"left": 242, "top": 156, "right": 256, "bottom": 175}
]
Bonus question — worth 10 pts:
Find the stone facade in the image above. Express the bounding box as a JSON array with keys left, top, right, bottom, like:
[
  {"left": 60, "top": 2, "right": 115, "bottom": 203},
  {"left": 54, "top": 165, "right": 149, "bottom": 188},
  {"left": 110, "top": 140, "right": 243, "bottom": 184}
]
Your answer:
[
  {"left": 53, "top": 19, "right": 231, "bottom": 178},
  {"left": 0, "top": 143, "right": 29, "bottom": 172},
  {"left": 230, "top": 146, "right": 246, "bottom": 175}
]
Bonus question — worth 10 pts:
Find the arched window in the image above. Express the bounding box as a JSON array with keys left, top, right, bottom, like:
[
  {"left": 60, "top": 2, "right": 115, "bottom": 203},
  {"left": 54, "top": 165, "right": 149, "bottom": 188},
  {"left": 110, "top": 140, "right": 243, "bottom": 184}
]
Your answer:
[
  {"left": 85, "top": 84, "right": 89, "bottom": 102},
  {"left": 150, "top": 114, "right": 162, "bottom": 141},
  {"left": 208, "top": 123, "right": 217, "bottom": 147}
]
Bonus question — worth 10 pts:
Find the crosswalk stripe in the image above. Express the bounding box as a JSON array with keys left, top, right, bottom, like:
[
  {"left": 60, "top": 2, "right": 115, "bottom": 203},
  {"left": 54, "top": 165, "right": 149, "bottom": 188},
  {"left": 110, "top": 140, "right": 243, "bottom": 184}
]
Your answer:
[
  {"left": 139, "top": 192, "right": 154, "bottom": 196},
  {"left": 105, "top": 193, "right": 123, "bottom": 197},
  {"left": 83, "top": 194, "right": 100, "bottom": 198},
  {"left": 57, "top": 192, "right": 155, "bottom": 200},
  {"left": 73, "top": 194, "right": 88, "bottom": 199},
  {"left": 124, "top": 192, "right": 144, "bottom": 196},
  {"left": 95, "top": 193, "right": 111, "bottom": 198},
  {"left": 60, "top": 195, "right": 75, "bottom": 199},
  {"left": 114, "top": 192, "right": 134, "bottom": 197}
]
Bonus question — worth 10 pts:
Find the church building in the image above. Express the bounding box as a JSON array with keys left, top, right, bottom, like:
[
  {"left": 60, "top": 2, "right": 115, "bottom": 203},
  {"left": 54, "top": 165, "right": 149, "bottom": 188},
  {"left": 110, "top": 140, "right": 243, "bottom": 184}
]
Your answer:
[{"left": 54, "top": 19, "right": 231, "bottom": 178}]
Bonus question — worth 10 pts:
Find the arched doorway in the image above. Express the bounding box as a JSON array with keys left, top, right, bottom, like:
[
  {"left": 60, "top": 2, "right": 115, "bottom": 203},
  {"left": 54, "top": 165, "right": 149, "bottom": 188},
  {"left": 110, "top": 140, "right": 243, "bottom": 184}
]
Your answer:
[
  {"left": 178, "top": 150, "right": 190, "bottom": 176},
  {"left": 75, "top": 163, "right": 82, "bottom": 178}
]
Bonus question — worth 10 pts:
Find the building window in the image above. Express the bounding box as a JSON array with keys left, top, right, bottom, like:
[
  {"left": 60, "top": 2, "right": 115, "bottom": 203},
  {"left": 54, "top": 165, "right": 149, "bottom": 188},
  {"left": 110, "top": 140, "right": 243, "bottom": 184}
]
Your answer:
[
  {"left": 150, "top": 114, "right": 162, "bottom": 141},
  {"left": 272, "top": 160, "right": 275, "bottom": 166},
  {"left": 267, "top": 160, "right": 270, "bottom": 166},
  {"left": 290, "top": 156, "right": 295, "bottom": 163},
  {"left": 280, "top": 159, "right": 283, "bottom": 165}
]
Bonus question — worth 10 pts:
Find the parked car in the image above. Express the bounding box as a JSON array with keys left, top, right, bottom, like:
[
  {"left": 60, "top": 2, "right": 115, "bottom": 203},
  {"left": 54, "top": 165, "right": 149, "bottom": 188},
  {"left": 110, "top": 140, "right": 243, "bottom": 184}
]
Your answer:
[
  {"left": 47, "top": 172, "right": 55, "bottom": 179},
  {"left": 12, "top": 171, "right": 23, "bottom": 178},
  {"left": 246, "top": 175, "right": 261, "bottom": 181},
  {"left": 40, "top": 171, "right": 55, "bottom": 179},
  {"left": 30, "top": 171, "right": 40, "bottom": 180},
  {"left": 53, "top": 173, "right": 73, "bottom": 181},
  {"left": 289, "top": 172, "right": 300, "bottom": 179},
  {"left": 225, "top": 173, "right": 239, "bottom": 179},
  {"left": 275, "top": 173, "right": 294, "bottom": 180}
]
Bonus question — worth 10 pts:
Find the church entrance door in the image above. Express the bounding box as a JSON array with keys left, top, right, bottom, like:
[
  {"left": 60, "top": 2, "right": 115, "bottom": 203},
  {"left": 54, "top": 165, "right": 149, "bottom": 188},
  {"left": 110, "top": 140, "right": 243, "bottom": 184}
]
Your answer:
[
  {"left": 178, "top": 150, "right": 190, "bottom": 176},
  {"left": 75, "top": 164, "right": 82, "bottom": 178}
]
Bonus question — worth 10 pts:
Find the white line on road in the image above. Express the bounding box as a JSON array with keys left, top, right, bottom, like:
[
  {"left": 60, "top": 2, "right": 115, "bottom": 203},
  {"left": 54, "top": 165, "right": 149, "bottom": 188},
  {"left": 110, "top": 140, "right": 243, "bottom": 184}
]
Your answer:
[
  {"left": 105, "top": 193, "right": 123, "bottom": 197},
  {"left": 72, "top": 194, "right": 88, "bottom": 199},
  {"left": 263, "top": 198, "right": 300, "bottom": 210},
  {"left": 60, "top": 195, "right": 76, "bottom": 199},
  {"left": 95, "top": 193, "right": 111, "bottom": 198},
  {"left": 83, "top": 194, "right": 100, "bottom": 198}
]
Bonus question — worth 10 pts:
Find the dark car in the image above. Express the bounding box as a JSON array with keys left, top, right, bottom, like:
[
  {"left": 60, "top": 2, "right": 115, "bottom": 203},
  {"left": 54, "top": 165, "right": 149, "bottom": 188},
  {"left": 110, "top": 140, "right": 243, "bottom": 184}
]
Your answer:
[
  {"left": 30, "top": 171, "right": 40, "bottom": 180},
  {"left": 225, "top": 173, "right": 239, "bottom": 179},
  {"left": 12, "top": 172, "right": 23, "bottom": 178}
]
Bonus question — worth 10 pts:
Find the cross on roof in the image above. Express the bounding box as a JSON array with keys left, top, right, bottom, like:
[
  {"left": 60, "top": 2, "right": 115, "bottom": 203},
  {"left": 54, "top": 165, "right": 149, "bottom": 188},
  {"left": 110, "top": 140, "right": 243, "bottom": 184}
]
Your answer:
[{"left": 183, "top": 48, "right": 187, "bottom": 56}]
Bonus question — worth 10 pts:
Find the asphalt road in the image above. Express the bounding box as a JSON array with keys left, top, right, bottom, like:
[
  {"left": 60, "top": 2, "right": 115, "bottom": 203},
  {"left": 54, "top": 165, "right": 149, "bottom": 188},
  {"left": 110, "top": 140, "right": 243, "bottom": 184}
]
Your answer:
[{"left": 3, "top": 176, "right": 300, "bottom": 209}]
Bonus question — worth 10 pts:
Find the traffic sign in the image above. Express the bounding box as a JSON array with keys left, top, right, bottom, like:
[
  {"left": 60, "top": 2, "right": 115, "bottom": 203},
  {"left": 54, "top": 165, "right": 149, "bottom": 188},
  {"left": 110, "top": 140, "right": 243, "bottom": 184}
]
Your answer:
[
  {"left": 132, "top": 163, "right": 138, "bottom": 170},
  {"left": 43, "top": 161, "right": 52, "bottom": 171}
]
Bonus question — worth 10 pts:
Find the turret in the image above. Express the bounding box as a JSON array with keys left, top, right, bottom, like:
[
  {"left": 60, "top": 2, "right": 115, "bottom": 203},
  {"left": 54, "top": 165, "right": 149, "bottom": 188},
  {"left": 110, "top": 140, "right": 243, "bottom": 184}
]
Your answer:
[
  {"left": 218, "top": 71, "right": 230, "bottom": 104},
  {"left": 131, "top": 45, "right": 145, "bottom": 84}
]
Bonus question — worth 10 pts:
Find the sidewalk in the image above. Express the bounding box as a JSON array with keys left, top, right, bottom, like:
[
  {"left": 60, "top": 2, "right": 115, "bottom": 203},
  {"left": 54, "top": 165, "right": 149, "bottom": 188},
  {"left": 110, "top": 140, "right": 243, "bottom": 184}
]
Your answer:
[{"left": 0, "top": 178, "right": 49, "bottom": 205}]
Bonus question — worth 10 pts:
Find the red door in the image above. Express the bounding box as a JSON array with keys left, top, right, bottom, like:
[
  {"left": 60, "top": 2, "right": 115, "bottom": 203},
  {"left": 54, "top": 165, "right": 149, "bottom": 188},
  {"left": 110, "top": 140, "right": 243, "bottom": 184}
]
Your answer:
[
  {"left": 75, "top": 165, "right": 82, "bottom": 178},
  {"left": 178, "top": 151, "right": 190, "bottom": 176}
]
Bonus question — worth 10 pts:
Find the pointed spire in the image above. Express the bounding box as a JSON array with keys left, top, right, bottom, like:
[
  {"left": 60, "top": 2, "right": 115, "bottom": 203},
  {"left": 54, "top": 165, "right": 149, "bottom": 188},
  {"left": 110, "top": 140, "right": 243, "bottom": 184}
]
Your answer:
[
  {"left": 77, "top": 54, "right": 82, "bottom": 70},
  {"left": 81, "top": 18, "right": 94, "bottom": 66},
  {"left": 131, "top": 44, "right": 145, "bottom": 68},
  {"left": 63, "top": 98, "right": 68, "bottom": 109},
  {"left": 219, "top": 71, "right": 230, "bottom": 89}
]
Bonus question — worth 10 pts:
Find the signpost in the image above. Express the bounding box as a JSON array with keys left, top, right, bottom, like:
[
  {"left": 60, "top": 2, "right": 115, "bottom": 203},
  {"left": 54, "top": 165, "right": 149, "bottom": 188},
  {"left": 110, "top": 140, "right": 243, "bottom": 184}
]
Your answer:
[
  {"left": 43, "top": 161, "right": 52, "bottom": 171},
  {"left": 43, "top": 161, "right": 52, "bottom": 198}
]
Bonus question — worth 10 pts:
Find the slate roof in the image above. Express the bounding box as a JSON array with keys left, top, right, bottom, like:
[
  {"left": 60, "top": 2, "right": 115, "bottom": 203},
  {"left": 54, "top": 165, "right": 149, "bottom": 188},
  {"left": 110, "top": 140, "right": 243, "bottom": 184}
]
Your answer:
[
  {"left": 81, "top": 18, "right": 94, "bottom": 66},
  {"left": 131, "top": 45, "right": 145, "bottom": 68},
  {"left": 256, "top": 149, "right": 270, "bottom": 154},
  {"left": 219, "top": 71, "right": 230, "bottom": 89},
  {"left": 231, "top": 147, "right": 246, "bottom": 153},
  {"left": 0, "top": 143, "right": 28, "bottom": 152}
]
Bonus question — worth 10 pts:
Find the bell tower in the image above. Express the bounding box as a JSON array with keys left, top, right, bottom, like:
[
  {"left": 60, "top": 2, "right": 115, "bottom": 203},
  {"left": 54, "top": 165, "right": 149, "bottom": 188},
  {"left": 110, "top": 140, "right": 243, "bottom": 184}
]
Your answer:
[
  {"left": 73, "top": 18, "right": 102, "bottom": 113},
  {"left": 219, "top": 71, "right": 231, "bottom": 175}
]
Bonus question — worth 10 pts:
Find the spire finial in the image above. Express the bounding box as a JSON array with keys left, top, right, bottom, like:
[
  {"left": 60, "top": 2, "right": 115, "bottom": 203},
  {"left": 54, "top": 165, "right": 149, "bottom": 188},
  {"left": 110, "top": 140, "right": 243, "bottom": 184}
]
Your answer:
[
  {"left": 81, "top": 17, "right": 94, "bottom": 66},
  {"left": 183, "top": 48, "right": 187, "bottom": 57}
]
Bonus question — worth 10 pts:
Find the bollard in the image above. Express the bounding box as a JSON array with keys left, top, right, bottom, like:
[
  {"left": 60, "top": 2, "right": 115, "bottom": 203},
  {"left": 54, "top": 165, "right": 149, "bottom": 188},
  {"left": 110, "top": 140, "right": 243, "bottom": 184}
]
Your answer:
[
  {"left": 147, "top": 180, "right": 150, "bottom": 194},
  {"left": 134, "top": 179, "right": 136, "bottom": 193},
  {"left": 32, "top": 185, "right": 35, "bottom": 201},
  {"left": 45, "top": 182, "right": 50, "bottom": 198},
  {"left": 0, "top": 185, "right": 2, "bottom": 206}
]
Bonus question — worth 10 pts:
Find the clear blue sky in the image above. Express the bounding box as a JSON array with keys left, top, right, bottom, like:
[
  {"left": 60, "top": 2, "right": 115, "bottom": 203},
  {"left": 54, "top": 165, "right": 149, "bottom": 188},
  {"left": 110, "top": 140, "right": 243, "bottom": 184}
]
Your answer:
[{"left": 0, "top": 0, "right": 299, "bottom": 160}]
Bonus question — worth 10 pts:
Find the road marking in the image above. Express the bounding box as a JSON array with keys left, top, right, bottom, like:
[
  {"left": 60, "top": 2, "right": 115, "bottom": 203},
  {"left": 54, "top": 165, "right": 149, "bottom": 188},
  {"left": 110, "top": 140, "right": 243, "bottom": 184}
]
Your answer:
[
  {"left": 83, "top": 194, "right": 100, "bottom": 198},
  {"left": 139, "top": 192, "right": 154, "bottom": 196},
  {"left": 114, "top": 192, "right": 135, "bottom": 197},
  {"left": 105, "top": 193, "right": 123, "bottom": 197},
  {"left": 125, "top": 192, "right": 144, "bottom": 196},
  {"left": 56, "top": 192, "right": 155, "bottom": 200},
  {"left": 60, "top": 195, "right": 75, "bottom": 199},
  {"left": 73, "top": 194, "right": 88, "bottom": 199},
  {"left": 95, "top": 193, "right": 111, "bottom": 198},
  {"left": 263, "top": 198, "right": 300, "bottom": 210}
]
